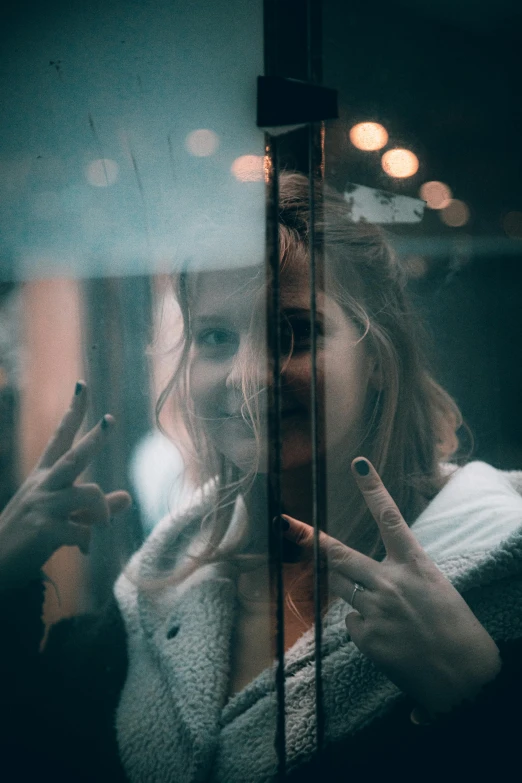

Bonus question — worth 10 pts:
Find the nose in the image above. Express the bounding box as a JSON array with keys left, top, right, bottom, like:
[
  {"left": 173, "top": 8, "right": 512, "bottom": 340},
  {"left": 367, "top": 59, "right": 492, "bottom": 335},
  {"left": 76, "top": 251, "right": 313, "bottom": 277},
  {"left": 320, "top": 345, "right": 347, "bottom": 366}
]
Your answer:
[
  {"left": 225, "top": 335, "right": 270, "bottom": 391},
  {"left": 224, "top": 338, "right": 275, "bottom": 425}
]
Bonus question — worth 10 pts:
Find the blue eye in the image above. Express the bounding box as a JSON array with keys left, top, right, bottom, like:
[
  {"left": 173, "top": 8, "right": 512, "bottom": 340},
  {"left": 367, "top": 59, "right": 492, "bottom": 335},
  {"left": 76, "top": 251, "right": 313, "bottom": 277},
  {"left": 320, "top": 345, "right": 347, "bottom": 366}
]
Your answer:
[{"left": 195, "top": 328, "right": 238, "bottom": 351}]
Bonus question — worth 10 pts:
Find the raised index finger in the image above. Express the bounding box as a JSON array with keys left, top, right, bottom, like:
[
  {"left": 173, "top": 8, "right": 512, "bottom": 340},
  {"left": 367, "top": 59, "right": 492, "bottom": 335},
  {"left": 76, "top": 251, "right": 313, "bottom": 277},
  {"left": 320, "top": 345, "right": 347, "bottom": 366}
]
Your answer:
[
  {"left": 44, "top": 415, "right": 114, "bottom": 490},
  {"left": 281, "top": 513, "right": 380, "bottom": 587},
  {"left": 351, "top": 457, "right": 418, "bottom": 560}
]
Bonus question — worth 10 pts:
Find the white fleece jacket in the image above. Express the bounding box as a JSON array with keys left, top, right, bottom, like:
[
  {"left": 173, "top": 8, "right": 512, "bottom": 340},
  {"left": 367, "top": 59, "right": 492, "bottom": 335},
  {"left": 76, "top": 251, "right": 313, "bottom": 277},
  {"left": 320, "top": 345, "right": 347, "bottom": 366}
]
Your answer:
[{"left": 114, "top": 461, "right": 522, "bottom": 782}]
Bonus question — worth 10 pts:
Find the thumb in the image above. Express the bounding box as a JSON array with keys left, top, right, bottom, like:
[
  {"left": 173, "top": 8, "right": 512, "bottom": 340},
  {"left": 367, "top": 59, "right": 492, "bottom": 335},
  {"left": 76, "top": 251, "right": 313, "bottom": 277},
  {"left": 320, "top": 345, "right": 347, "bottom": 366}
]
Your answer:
[{"left": 106, "top": 491, "right": 132, "bottom": 515}]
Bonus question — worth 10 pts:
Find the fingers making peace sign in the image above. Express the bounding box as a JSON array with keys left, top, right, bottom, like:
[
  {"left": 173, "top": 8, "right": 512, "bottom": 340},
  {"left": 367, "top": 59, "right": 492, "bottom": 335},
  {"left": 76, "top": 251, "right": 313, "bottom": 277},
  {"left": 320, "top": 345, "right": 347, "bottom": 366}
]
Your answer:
[
  {"left": 0, "top": 383, "right": 131, "bottom": 590},
  {"left": 282, "top": 458, "right": 502, "bottom": 716}
]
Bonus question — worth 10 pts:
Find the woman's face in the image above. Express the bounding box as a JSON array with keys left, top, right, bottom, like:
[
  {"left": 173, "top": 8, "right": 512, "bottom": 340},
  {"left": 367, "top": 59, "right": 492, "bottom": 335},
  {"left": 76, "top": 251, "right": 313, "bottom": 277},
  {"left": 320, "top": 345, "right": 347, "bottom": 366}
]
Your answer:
[{"left": 188, "top": 258, "right": 375, "bottom": 473}]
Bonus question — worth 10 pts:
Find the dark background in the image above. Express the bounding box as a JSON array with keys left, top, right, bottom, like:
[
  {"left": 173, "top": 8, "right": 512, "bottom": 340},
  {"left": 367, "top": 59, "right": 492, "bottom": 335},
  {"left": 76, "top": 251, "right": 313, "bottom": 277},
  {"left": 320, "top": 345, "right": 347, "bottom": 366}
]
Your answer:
[
  {"left": 275, "top": 0, "right": 522, "bottom": 468},
  {"left": 324, "top": 0, "right": 522, "bottom": 469}
]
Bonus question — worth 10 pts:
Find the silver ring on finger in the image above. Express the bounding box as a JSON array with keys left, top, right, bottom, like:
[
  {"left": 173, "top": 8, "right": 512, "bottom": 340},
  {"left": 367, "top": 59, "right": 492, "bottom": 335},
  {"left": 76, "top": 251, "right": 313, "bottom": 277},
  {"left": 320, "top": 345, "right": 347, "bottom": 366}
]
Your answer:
[{"left": 349, "top": 582, "right": 366, "bottom": 609}]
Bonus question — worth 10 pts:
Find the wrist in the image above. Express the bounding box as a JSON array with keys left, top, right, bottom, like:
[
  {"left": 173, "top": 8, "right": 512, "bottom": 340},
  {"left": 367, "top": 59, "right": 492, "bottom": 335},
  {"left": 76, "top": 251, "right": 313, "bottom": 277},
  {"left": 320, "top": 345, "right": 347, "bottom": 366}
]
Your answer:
[
  {"left": 420, "top": 641, "right": 502, "bottom": 717},
  {"left": 0, "top": 522, "right": 55, "bottom": 591}
]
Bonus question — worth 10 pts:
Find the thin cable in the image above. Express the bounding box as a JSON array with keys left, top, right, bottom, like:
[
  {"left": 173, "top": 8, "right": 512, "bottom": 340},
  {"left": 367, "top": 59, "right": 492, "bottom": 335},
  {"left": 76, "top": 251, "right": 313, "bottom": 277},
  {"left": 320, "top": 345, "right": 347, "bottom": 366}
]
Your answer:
[
  {"left": 308, "top": 130, "right": 325, "bottom": 760},
  {"left": 263, "top": 0, "right": 286, "bottom": 775},
  {"left": 265, "top": 136, "right": 287, "bottom": 781},
  {"left": 307, "top": 0, "right": 326, "bottom": 762}
]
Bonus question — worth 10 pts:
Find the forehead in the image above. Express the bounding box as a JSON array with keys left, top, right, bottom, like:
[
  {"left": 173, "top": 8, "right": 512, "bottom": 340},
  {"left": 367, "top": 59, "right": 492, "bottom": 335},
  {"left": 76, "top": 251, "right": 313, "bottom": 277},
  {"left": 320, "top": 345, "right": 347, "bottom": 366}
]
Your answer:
[
  {"left": 189, "top": 260, "right": 315, "bottom": 316},
  {"left": 190, "top": 266, "right": 264, "bottom": 317}
]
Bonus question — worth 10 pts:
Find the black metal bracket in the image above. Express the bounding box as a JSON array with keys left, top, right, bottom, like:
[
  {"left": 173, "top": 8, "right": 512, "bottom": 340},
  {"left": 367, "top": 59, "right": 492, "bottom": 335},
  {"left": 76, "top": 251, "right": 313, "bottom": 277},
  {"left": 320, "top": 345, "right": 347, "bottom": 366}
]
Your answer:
[{"left": 257, "top": 76, "right": 338, "bottom": 128}]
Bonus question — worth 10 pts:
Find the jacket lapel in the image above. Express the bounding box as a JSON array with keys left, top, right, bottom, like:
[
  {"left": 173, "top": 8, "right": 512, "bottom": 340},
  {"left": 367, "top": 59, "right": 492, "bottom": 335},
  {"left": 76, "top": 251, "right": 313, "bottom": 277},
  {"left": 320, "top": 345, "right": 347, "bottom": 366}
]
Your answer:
[
  {"left": 116, "top": 468, "right": 522, "bottom": 781},
  {"left": 215, "top": 532, "right": 522, "bottom": 780},
  {"left": 116, "top": 556, "right": 236, "bottom": 783},
  {"left": 139, "top": 564, "right": 236, "bottom": 780}
]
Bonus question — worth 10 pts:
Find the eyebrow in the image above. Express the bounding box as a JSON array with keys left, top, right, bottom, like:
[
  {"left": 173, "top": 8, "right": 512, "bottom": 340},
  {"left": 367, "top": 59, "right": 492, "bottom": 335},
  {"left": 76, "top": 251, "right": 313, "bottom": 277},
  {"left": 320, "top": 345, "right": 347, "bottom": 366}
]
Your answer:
[
  {"left": 191, "top": 314, "right": 234, "bottom": 325},
  {"left": 282, "top": 307, "right": 325, "bottom": 319},
  {"left": 191, "top": 307, "right": 327, "bottom": 327}
]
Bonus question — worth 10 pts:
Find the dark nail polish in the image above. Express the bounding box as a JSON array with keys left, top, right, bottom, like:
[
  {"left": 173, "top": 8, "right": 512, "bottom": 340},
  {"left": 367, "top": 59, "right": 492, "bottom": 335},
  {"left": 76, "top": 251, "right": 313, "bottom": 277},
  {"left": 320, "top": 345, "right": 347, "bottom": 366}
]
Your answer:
[
  {"left": 272, "top": 516, "right": 289, "bottom": 531},
  {"left": 354, "top": 459, "right": 370, "bottom": 476},
  {"left": 75, "top": 382, "right": 83, "bottom": 396},
  {"left": 101, "top": 415, "right": 110, "bottom": 430}
]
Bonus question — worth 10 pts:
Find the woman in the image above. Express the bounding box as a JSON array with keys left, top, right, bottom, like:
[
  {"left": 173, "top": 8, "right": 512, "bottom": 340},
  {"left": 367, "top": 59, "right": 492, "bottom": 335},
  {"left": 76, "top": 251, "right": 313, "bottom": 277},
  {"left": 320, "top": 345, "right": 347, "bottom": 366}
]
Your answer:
[{"left": 1, "top": 174, "right": 522, "bottom": 781}]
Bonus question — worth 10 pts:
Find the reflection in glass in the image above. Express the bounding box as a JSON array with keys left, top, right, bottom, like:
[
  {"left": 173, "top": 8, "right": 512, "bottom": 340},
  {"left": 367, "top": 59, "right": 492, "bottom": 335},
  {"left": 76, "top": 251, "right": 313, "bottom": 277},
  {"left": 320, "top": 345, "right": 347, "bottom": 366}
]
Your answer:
[
  {"left": 0, "top": 0, "right": 265, "bottom": 280},
  {"left": 231, "top": 154, "right": 266, "bottom": 182},
  {"left": 185, "top": 129, "right": 221, "bottom": 157}
]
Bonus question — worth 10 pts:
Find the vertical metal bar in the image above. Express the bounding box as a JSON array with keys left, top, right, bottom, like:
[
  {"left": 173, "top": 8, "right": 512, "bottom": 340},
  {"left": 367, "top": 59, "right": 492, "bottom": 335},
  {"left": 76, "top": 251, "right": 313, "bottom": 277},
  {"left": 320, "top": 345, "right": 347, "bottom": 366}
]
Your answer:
[
  {"left": 263, "top": 2, "right": 286, "bottom": 777},
  {"left": 265, "top": 137, "right": 286, "bottom": 781},
  {"left": 307, "top": 0, "right": 326, "bottom": 763},
  {"left": 308, "top": 127, "right": 326, "bottom": 760}
]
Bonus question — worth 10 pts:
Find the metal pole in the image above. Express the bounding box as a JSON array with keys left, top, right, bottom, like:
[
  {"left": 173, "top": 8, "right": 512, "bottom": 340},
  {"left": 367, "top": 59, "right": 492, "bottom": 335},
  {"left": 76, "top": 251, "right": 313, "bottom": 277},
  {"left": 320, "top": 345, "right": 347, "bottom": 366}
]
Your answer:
[{"left": 307, "top": 0, "right": 326, "bottom": 763}]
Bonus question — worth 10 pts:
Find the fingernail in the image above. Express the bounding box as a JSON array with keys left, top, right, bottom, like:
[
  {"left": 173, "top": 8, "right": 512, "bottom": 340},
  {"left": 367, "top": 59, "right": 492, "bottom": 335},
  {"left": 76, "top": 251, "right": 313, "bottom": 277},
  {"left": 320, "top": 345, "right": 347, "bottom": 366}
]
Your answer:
[
  {"left": 354, "top": 459, "right": 370, "bottom": 476},
  {"left": 75, "top": 381, "right": 84, "bottom": 396},
  {"left": 410, "top": 707, "right": 432, "bottom": 726},
  {"left": 272, "top": 515, "right": 289, "bottom": 531},
  {"left": 101, "top": 414, "right": 111, "bottom": 431}
]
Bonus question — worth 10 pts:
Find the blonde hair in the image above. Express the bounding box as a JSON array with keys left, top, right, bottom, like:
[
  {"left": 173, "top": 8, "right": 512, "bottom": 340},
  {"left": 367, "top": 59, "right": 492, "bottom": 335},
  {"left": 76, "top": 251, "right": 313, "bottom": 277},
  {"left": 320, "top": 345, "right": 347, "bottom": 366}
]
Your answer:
[{"left": 153, "top": 172, "right": 465, "bottom": 578}]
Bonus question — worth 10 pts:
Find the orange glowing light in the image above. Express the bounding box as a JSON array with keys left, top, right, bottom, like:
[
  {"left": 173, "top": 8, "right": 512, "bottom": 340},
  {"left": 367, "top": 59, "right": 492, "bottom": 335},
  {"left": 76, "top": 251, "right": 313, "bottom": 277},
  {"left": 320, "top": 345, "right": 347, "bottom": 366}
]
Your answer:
[
  {"left": 185, "top": 129, "right": 220, "bottom": 157},
  {"left": 419, "top": 181, "right": 452, "bottom": 210},
  {"left": 440, "top": 199, "right": 470, "bottom": 227},
  {"left": 381, "top": 149, "right": 419, "bottom": 178},
  {"left": 503, "top": 211, "right": 522, "bottom": 240},
  {"left": 231, "top": 154, "right": 264, "bottom": 182},
  {"left": 349, "top": 122, "right": 388, "bottom": 151}
]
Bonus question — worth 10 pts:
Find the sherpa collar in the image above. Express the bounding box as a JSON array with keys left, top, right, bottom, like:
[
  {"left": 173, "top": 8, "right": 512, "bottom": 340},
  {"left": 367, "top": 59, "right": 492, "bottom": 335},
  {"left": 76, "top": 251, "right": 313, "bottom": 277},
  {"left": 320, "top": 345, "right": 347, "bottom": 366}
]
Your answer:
[{"left": 115, "top": 462, "right": 522, "bottom": 782}]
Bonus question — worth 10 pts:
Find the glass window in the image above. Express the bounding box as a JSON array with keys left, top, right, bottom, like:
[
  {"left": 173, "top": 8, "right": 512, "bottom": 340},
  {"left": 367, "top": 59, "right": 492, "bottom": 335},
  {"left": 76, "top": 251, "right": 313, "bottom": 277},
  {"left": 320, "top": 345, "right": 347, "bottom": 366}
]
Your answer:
[
  {"left": 1, "top": 1, "right": 521, "bottom": 778},
  {"left": 0, "top": 0, "right": 265, "bottom": 619}
]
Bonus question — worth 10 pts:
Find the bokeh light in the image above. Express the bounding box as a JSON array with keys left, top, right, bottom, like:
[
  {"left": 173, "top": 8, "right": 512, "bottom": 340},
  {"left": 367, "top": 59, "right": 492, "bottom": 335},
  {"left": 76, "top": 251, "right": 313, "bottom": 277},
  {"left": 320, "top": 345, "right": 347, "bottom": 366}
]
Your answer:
[
  {"left": 419, "top": 181, "right": 452, "bottom": 210},
  {"left": 185, "top": 129, "right": 220, "bottom": 157},
  {"left": 349, "top": 122, "right": 388, "bottom": 151},
  {"left": 85, "top": 158, "right": 119, "bottom": 187},
  {"left": 440, "top": 199, "right": 470, "bottom": 227},
  {"left": 231, "top": 154, "right": 264, "bottom": 182},
  {"left": 381, "top": 149, "right": 419, "bottom": 178},
  {"left": 503, "top": 211, "right": 522, "bottom": 240}
]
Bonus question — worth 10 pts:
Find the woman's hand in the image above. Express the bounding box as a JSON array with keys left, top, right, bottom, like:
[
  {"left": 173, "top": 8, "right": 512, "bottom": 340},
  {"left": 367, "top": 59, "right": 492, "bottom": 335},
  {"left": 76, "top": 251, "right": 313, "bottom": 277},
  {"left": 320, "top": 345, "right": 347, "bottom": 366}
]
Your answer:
[
  {"left": 281, "top": 457, "right": 502, "bottom": 716},
  {"left": 0, "top": 382, "right": 131, "bottom": 590}
]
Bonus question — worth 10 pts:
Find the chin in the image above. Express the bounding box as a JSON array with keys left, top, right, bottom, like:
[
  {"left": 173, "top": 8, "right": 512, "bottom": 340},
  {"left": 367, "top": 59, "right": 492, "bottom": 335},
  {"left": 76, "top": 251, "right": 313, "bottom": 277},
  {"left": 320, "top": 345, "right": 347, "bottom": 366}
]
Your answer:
[
  {"left": 214, "top": 412, "right": 321, "bottom": 475},
  {"left": 221, "top": 438, "right": 268, "bottom": 475},
  {"left": 222, "top": 435, "right": 316, "bottom": 476}
]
